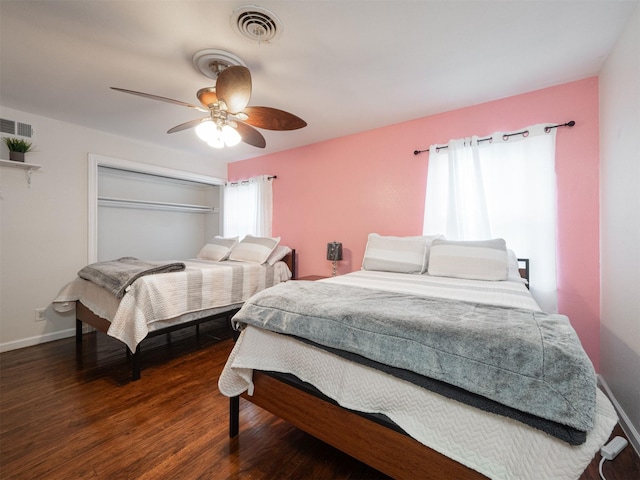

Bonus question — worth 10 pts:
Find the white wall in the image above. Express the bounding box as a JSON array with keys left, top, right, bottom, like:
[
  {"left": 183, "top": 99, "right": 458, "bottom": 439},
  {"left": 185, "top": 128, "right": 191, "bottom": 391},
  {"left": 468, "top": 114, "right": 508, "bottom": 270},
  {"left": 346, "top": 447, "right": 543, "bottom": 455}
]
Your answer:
[
  {"left": 599, "top": 4, "right": 640, "bottom": 453},
  {"left": 0, "top": 106, "right": 227, "bottom": 351}
]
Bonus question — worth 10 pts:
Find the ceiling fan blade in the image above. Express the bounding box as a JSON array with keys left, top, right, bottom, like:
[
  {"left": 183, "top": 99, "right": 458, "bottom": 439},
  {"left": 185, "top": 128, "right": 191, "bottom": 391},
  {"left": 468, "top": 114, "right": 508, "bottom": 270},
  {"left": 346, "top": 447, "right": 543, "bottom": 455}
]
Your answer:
[
  {"left": 243, "top": 106, "right": 307, "bottom": 130},
  {"left": 111, "top": 87, "right": 208, "bottom": 112},
  {"left": 215, "top": 66, "right": 252, "bottom": 114},
  {"left": 167, "top": 117, "right": 209, "bottom": 134},
  {"left": 235, "top": 122, "right": 266, "bottom": 148}
]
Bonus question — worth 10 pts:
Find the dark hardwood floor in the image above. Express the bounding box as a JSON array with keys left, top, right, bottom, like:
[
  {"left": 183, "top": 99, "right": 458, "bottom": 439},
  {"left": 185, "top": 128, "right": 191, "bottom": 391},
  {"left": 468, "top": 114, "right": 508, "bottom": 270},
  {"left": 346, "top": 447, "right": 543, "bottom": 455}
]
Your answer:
[{"left": 1, "top": 322, "right": 638, "bottom": 480}]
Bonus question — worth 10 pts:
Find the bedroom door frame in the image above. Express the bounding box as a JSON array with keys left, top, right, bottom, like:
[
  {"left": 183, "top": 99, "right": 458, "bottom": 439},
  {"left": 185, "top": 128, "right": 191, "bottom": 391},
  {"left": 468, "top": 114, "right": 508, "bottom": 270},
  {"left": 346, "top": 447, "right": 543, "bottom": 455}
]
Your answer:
[{"left": 87, "top": 154, "right": 226, "bottom": 263}]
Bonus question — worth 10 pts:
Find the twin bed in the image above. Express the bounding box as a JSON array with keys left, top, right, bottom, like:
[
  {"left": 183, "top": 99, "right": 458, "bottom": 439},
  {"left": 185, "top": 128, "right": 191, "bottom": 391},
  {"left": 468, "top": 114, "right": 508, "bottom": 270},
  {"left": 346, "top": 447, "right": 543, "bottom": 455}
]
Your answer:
[
  {"left": 53, "top": 235, "right": 295, "bottom": 380},
  {"left": 218, "top": 235, "right": 617, "bottom": 480}
]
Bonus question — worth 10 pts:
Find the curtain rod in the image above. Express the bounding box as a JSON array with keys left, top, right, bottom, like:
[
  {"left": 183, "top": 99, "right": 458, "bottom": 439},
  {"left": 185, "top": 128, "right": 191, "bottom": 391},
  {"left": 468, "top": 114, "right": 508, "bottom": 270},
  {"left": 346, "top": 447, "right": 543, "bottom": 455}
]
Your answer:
[
  {"left": 413, "top": 121, "right": 575, "bottom": 155},
  {"left": 227, "top": 175, "right": 277, "bottom": 186}
]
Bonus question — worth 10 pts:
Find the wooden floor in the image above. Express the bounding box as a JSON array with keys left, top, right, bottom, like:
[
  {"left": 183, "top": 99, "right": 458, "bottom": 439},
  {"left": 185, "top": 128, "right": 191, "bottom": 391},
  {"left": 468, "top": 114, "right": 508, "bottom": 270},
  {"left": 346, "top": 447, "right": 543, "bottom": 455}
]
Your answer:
[{"left": 1, "top": 322, "right": 639, "bottom": 480}]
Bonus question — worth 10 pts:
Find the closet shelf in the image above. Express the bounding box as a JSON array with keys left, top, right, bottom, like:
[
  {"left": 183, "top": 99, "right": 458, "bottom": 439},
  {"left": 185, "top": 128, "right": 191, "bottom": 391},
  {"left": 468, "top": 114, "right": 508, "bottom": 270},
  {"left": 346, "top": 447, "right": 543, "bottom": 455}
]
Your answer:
[{"left": 98, "top": 196, "right": 218, "bottom": 213}]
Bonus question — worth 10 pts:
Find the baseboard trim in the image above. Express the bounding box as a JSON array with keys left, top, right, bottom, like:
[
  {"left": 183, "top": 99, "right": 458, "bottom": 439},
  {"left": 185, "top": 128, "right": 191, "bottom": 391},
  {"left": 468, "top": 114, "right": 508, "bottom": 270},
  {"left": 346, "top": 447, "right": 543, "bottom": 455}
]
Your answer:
[
  {"left": 598, "top": 374, "right": 640, "bottom": 457},
  {"left": 0, "top": 328, "right": 76, "bottom": 353}
]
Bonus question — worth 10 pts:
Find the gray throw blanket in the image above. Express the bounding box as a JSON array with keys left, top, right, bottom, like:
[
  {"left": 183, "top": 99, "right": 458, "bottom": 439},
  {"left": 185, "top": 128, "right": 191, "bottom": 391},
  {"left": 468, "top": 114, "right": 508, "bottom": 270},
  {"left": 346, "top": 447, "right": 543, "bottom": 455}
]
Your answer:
[
  {"left": 78, "top": 257, "right": 185, "bottom": 299},
  {"left": 233, "top": 281, "right": 597, "bottom": 433}
]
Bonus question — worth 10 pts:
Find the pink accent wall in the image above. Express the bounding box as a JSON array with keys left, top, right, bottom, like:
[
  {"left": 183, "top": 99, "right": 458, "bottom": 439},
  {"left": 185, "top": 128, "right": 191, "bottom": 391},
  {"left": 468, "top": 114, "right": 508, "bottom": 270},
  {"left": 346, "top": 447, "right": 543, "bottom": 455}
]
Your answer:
[{"left": 228, "top": 77, "right": 601, "bottom": 369}]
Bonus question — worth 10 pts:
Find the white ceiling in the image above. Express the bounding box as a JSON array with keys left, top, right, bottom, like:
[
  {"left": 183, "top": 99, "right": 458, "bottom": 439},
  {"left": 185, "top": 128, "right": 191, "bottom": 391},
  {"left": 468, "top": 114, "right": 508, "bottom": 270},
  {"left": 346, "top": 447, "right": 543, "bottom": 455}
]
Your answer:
[{"left": 1, "top": 1, "right": 637, "bottom": 164}]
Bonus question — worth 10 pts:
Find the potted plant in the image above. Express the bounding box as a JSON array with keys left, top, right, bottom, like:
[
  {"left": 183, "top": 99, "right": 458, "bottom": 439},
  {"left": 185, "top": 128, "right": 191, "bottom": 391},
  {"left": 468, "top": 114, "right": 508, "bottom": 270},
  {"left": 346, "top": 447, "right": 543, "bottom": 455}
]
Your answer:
[{"left": 3, "top": 137, "right": 33, "bottom": 162}]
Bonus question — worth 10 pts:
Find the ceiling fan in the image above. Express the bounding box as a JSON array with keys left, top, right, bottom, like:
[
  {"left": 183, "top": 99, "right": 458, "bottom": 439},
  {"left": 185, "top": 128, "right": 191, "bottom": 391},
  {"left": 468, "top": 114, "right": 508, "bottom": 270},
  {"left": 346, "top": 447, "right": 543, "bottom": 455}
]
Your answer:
[{"left": 111, "top": 65, "right": 306, "bottom": 149}]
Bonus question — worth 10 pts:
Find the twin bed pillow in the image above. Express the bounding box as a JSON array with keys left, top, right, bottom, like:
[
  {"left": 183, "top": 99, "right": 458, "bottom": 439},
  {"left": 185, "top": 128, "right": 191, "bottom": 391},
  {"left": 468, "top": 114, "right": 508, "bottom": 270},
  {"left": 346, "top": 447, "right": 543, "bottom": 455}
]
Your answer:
[
  {"left": 228, "top": 234, "right": 281, "bottom": 264},
  {"left": 362, "top": 234, "right": 511, "bottom": 281},
  {"left": 197, "top": 236, "right": 239, "bottom": 261},
  {"left": 197, "top": 235, "right": 289, "bottom": 265},
  {"left": 265, "top": 245, "right": 292, "bottom": 266}
]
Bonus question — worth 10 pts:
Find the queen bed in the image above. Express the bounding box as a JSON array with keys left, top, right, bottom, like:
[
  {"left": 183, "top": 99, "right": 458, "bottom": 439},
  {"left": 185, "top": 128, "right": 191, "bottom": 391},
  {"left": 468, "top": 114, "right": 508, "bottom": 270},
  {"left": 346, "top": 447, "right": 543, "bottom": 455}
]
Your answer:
[
  {"left": 53, "top": 235, "right": 295, "bottom": 380},
  {"left": 218, "top": 235, "right": 617, "bottom": 479}
]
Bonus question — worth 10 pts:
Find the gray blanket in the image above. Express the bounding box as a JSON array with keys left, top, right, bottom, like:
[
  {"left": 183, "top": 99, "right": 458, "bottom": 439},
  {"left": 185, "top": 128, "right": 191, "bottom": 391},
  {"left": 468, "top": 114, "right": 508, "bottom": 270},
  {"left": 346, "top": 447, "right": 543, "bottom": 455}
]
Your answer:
[
  {"left": 233, "top": 281, "right": 597, "bottom": 433},
  {"left": 78, "top": 257, "right": 185, "bottom": 299}
]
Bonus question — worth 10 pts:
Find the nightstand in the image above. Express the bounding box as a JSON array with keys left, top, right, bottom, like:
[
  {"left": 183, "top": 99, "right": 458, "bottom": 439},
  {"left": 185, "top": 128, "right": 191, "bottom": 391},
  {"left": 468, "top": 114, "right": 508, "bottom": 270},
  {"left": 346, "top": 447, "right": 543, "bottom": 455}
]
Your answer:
[{"left": 297, "top": 275, "right": 329, "bottom": 281}]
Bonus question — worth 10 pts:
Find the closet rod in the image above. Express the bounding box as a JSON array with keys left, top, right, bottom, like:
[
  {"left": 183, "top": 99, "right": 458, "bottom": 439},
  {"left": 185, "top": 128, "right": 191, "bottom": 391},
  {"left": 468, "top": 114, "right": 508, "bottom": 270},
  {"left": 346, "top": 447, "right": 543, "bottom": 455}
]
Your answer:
[
  {"left": 413, "top": 121, "right": 575, "bottom": 155},
  {"left": 227, "top": 175, "right": 277, "bottom": 186},
  {"left": 98, "top": 196, "right": 215, "bottom": 213}
]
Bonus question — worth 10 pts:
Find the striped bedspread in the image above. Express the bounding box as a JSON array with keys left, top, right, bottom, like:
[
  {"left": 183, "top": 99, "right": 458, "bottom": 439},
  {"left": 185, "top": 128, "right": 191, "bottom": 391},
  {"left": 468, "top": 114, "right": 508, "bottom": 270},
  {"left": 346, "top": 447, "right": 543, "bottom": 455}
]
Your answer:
[{"left": 54, "top": 259, "right": 291, "bottom": 351}]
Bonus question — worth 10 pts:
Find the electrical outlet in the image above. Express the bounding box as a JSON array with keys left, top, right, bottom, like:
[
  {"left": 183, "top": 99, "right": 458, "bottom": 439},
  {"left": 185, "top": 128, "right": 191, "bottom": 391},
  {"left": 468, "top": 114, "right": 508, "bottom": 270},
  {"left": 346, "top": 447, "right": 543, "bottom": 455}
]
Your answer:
[{"left": 35, "top": 308, "right": 46, "bottom": 322}]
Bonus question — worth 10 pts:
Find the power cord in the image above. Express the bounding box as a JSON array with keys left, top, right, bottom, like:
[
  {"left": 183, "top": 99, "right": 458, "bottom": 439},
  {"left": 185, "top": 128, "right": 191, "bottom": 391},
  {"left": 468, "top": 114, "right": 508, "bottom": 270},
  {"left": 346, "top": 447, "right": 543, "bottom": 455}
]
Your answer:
[
  {"left": 598, "top": 456, "right": 607, "bottom": 480},
  {"left": 598, "top": 435, "right": 628, "bottom": 480}
]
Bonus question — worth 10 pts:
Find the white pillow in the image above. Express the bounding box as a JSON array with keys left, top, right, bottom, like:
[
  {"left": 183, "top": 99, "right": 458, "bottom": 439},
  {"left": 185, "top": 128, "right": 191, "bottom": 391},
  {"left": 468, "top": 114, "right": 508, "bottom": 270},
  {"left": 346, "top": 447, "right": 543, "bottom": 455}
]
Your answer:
[
  {"left": 196, "top": 236, "right": 239, "bottom": 261},
  {"left": 507, "top": 249, "right": 527, "bottom": 283},
  {"left": 362, "top": 233, "right": 429, "bottom": 274},
  {"left": 266, "top": 245, "right": 292, "bottom": 266},
  {"left": 228, "top": 235, "right": 281, "bottom": 264},
  {"left": 422, "top": 234, "right": 445, "bottom": 271},
  {"left": 428, "top": 238, "right": 508, "bottom": 281}
]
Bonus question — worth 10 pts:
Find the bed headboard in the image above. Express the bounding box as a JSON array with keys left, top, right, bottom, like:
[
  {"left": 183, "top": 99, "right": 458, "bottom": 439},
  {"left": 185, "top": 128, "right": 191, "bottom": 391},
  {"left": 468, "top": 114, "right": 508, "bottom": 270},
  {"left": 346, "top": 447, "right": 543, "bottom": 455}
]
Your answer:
[
  {"left": 517, "top": 258, "right": 529, "bottom": 287},
  {"left": 284, "top": 249, "right": 296, "bottom": 279}
]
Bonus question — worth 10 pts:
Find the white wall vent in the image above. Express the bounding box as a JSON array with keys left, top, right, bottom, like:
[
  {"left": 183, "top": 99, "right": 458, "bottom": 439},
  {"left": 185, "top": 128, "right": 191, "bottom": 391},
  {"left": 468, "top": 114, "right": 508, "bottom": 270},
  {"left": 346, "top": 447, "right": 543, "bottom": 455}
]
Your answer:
[
  {"left": 0, "top": 118, "right": 15, "bottom": 135},
  {"left": 0, "top": 118, "right": 34, "bottom": 138}
]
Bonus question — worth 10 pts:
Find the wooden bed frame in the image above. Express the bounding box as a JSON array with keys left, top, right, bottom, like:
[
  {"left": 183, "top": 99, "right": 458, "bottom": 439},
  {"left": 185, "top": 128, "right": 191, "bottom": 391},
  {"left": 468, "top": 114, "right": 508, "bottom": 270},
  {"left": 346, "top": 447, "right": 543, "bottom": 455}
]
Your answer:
[
  {"left": 228, "top": 258, "right": 529, "bottom": 480},
  {"left": 232, "top": 371, "right": 486, "bottom": 480},
  {"left": 75, "top": 251, "right": 297, "bottom": 381}
]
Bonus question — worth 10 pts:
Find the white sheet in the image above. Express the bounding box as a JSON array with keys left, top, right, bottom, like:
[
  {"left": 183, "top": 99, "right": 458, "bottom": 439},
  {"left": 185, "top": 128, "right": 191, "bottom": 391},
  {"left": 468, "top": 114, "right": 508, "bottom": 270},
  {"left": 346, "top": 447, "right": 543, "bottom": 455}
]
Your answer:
[
  {"left": 219, "top": 326, "right": 617, "bottom": 480},
  {"left": 320, "top": 270, "right": 542, "bottom": 312},
  {"left": 54, "top": 259, "right": 291, "bottom": 351}
]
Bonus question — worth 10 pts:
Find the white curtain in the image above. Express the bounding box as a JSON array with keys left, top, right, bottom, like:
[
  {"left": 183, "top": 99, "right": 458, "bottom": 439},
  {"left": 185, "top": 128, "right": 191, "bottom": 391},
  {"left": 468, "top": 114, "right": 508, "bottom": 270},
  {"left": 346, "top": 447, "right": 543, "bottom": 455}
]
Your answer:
[
  {"left": 423, "top": 124, "right": 558, "bottom": 312},
  {"left": 223, "top": 175, "right": 273, "bottom": 238}
]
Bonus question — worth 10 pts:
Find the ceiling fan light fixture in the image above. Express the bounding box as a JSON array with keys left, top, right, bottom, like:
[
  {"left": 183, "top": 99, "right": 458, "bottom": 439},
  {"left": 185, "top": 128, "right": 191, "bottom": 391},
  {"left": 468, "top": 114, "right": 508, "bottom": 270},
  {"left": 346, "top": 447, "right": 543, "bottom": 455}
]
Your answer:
[
  {"left": 222, "top": 124, "right": 242, "bottom": 147},
  {"left": 195, "top": 120, "right": 216, "bottom": 142},
  {"left": 208, "top": 136, "right": 225, "bottom": 149},
  {"left": 196, "top": 119, "right": 242, "bottom": 148},
  {"left": 114, "top": 49, "right": 304, "bottom": 150}
]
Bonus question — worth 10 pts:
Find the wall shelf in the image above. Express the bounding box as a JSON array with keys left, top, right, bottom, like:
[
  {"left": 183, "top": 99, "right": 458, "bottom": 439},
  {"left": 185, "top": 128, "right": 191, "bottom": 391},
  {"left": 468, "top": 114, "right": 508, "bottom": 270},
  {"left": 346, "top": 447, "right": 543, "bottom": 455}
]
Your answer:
[{"left": 0, "top": 158, "right": 42, "bottom": 186}]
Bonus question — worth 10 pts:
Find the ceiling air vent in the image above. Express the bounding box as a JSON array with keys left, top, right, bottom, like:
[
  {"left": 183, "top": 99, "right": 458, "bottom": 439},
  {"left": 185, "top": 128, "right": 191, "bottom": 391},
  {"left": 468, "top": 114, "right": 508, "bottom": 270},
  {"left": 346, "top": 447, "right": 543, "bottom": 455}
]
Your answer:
[
  {"left": 231, "top": 5, "right": 283, "bottom": 43},
  {"left": 0, "top": 118, "right": 33, "bottom": 138}
]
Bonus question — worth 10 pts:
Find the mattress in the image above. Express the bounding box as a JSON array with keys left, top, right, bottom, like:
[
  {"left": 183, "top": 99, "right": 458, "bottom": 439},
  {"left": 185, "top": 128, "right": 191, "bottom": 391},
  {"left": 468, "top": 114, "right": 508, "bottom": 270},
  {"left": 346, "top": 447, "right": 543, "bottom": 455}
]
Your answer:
[{"left": 54, "top": 259, "right": 291, "bottom": 351}]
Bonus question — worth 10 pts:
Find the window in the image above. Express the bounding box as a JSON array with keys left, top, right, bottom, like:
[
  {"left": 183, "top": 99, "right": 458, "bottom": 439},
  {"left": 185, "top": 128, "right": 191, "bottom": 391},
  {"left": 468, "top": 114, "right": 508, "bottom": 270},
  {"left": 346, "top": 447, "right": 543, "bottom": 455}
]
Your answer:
[
  {"left": 223, "top": 175, "right": 273, "bottom": 238},
  {"left": 423, "top": 124, "right": 558, "bottom": 312}
]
